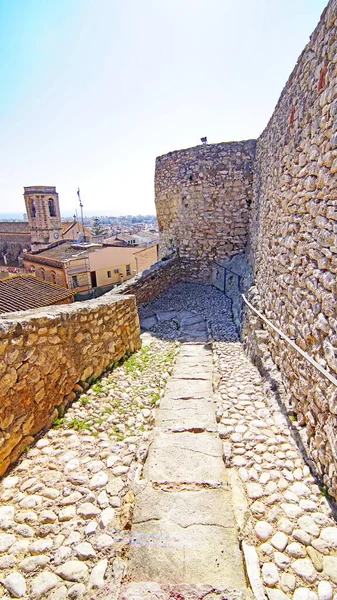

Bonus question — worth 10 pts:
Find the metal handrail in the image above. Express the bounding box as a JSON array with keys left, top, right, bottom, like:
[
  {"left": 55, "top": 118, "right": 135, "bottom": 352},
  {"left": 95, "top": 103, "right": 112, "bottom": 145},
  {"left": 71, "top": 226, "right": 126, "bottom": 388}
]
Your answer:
[
  {"left": 213, "top": 261, "right": 242, "bottom": 279},
  {"left": 242, "top": 293, "right": 337, "bottom": 388}
]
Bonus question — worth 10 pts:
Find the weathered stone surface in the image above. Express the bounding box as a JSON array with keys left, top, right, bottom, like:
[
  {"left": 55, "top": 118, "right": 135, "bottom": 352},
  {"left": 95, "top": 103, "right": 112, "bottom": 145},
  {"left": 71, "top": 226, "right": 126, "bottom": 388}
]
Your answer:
[
  {"left": 320, "top": 527, "right": 337, "bottom": 548},
  {"left": 88, "top": 559, "right": 108, "bottom": 589},
  {"left": 255, "top": 521, "right": 273, "bottom": 541},
  {"left": 280, "top": 572, "right": 296, "bottom": 593},
  {"left": 74, "top": 542, "right": 96, "bottom": 559},
  {"left": 30, "top": 571, "right": 59, "bottom": 598},
  {"left": 19, "top": 555, "right": 50, "bottom": 573},
  {"left": 2, "top": 572, "right": 26, "bottom": 598},
  {"left": 262, "top": 562, "right": 279, "bottom": 587},
  {"left": 56, "top": 560, "right": 89, "bottom": 582},
  {"left": 292, "top": 558, "right": 317, "bottom": 583},
  {"left": 322, "top": 556, "right": 337, "bottom": 583},
  {"left": 317, "top": 581, "right": 333, "bottom": 600},
  {"left": 143, "top": 430, "right": 224, "bottom": 483}
]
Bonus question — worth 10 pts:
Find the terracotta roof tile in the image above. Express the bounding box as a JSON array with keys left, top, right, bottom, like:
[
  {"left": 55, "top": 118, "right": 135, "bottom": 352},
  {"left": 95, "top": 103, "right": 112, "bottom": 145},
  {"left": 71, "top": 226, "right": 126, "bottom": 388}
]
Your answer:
[{"left": 0, "top": 275, "right": 74, "bottom": 314}]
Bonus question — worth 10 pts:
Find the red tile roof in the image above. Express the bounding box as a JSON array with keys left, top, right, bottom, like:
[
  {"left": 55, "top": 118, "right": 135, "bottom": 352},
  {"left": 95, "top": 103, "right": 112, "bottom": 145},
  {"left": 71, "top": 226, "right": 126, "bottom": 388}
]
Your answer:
[{"left": 0, "top": 275, "right": 74, "bottom": 314}]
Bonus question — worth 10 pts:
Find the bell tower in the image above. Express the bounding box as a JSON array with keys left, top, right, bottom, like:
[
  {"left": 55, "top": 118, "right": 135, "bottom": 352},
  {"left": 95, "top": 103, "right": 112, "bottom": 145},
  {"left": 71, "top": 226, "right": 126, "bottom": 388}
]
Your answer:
[{"left": 24, "top": 186, "right": 63, "bottom": 251}]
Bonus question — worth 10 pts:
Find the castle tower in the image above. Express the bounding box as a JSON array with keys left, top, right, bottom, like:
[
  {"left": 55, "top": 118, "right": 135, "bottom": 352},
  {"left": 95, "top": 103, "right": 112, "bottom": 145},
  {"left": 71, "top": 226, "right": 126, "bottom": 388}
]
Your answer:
[{"left": 24, "top": 186, "right": 63, "bottom": 251}]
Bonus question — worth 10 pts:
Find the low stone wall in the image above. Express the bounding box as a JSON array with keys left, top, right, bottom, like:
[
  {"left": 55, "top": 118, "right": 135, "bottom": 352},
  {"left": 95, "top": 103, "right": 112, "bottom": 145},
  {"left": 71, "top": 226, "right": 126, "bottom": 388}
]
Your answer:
[
  {"left": 0, "top": 293, "right": 141, "bottom": 476},
  {"left": 115, "top": 257, "right": 181, "bottom": 305}
]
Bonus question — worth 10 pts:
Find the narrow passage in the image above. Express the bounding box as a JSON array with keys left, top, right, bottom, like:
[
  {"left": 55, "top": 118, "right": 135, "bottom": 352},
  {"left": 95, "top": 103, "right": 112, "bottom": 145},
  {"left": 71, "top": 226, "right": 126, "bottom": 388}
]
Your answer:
[{"left": 0, "top": 284, "right": 336, "bottom": 600}]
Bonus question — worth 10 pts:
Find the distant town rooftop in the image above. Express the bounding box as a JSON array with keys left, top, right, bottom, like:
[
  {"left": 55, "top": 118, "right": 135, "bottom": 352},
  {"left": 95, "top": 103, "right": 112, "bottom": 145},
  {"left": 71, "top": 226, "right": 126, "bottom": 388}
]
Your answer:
[{"left": 27, "top": 240, "right": 102, "bottom": 262}]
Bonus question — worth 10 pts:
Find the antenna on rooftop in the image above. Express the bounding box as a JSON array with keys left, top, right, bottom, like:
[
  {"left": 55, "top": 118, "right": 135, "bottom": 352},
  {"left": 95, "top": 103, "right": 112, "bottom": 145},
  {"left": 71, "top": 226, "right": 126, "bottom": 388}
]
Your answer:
[
  {"left": 77, "top": 188, "right": 86, "bottom": 242},
  {"left": 201, "top": 137, "right": 207, "bottom": 145}
]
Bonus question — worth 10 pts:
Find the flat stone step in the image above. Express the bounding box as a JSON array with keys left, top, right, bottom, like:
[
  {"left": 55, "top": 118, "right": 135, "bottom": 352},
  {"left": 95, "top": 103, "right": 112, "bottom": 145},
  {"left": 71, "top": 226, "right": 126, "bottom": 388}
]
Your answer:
[
  {"left": 143, "top": 431, "right": 225, "bottom": 484},
  {"left": 179, "top": 333, "right": 208, "bottom": 343},
  {"left": 127, "top": 521, "right": 246, "bottom": 587},
  {"left": 156, "top": 398, "right": 217, "bottom": 431},
  {"left": 124, "top": 343, "right": 247, "bottom": 595},
  {"left": 171, "top": 365, "right": 212, "bottom": 379},
  {"left": 165, "top": 378, "right": 213, "bottom": 399},
  {"left": 133, "top": 483, "right": 234, "bottom": 527},
  {"left": 179, "top": 344, "right": 212, "bottom": 358},
  {"left": 127, "top": 482, "right": 246, "bottom": 588}
]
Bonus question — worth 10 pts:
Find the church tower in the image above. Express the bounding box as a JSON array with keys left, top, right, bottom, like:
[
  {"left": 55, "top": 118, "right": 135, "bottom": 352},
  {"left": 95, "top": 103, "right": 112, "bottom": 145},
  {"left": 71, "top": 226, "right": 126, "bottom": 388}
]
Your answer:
[{"left": 24, "top": 186, "right": 63, "bottom": 251}]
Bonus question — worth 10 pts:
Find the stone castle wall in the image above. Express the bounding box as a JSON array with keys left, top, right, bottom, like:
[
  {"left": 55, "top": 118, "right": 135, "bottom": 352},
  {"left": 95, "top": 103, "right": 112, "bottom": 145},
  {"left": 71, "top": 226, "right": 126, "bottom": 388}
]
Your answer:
[
  {"left": 247, "top": 0, "right": 337, "bottom": 496},
  {"left": 153, "top": 0, "right": 337, "bottom": 496},
  {"left": 0, "top": 293, "right": 141, "bottom": 475},
  {"left": 155, "top": 141, "right": 256, "bottom": 283}
]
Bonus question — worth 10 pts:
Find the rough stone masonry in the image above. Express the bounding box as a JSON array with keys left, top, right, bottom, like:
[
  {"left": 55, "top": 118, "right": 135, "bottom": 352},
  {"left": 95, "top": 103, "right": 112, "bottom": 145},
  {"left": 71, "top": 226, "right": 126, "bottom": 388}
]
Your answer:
[
  {"left": 0, "top": 294, "right": 141, "bottom": 476},
  {"left": 155, "top": 140, "right": 256, "bottom": 282},
  {"left": 155, "top": 0, "right": 337, "bottom": 500}
]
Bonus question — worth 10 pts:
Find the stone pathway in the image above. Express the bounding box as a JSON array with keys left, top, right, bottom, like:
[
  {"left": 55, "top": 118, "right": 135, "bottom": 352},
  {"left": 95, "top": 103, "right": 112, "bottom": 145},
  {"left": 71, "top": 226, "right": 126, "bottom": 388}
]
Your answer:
[
  {"left": 121, "top": 343, "right": 247, "bottom": 599},
  {"left": 0, "top": 283, "right": 336, "bottom": 600}
]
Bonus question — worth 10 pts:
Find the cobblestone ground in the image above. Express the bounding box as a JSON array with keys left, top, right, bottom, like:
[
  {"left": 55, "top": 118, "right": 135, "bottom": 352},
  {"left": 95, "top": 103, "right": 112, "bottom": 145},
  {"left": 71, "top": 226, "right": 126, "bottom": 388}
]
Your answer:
[
  {"left": 214, "top": 342, "right": 337, "bottom": 600},
  {"left": 0, "top": 340, "right": 179, "bottom": 599},
  {"left": 0, "top": 283, "right": 336, "bottom": 600}
]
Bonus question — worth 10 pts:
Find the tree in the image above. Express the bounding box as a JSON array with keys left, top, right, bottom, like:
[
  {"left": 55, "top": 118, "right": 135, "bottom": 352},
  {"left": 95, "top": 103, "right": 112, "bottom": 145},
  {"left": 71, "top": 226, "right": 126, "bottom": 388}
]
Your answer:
[{"left": 91, "top": 217, "right": 106, "bottom": 236}]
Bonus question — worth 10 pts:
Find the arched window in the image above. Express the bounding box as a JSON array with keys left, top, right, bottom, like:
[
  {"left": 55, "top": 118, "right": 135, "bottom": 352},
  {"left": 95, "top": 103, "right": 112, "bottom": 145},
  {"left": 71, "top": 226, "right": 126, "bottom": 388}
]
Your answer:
[
  {"left": 30, "top": 200, "right": 36, "bottom": 218},
  {"left": 50, "top": 270, "right": 56, "bottom": 284},
  {"left": 40, "top": 268, "right": 45, "bottom": 281},
  {"left": 48, "top": 198, "right": 56, "bottom": 217}
]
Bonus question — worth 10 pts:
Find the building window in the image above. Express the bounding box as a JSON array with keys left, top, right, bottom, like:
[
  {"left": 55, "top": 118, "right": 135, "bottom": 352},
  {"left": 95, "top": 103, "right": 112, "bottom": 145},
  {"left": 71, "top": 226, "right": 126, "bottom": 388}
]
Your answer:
[
  {"left": 48, "top": 198, "right": 56, "bottom": 217},
  {"left": 126, "top": 264, "right": 131, "bottom": 275},
  {"left": 72, "top": 275, "right": 79, "bottom": 288},
  {"left": 50, "top": 270, "right": 56, "bottom": 284},
  {"left": 114, "top": 268, "right": 119, "bottom": 274},
  {"left": 40, "top": 268, "right": 45, "bottom": 281},
  {"left": 107, "top": 271, "right": 111, "bottom": 278}
]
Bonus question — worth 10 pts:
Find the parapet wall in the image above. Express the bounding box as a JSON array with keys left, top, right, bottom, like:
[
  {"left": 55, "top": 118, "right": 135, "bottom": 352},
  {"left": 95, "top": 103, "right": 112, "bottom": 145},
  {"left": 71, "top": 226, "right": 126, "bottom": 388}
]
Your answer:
[
  {"left": 155, "top": 140, "right": 256, "bottom": 282},
  {"left": 0, "top": 293, "right": 141, "bottom": 475},
  {"left": 115, "top": 257, "right": 181, "bottom": 305},
  {"left": 247, "top": 0, "right": 337, "bottom": 497}
]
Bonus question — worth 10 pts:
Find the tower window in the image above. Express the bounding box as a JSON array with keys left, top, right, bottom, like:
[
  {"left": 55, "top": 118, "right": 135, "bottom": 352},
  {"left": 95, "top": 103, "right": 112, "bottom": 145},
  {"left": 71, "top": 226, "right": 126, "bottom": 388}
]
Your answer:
[
  {"left": 126, "top": 264, "right": 131, "bottom": 275},
  {"left": 30, "top": 200, "right": 36, "bottom": 218},
  {"left": 48, "top": 198, "right": 56, "bottom": 217},
  {"left": 107, "top": 270, "right": 111, "bottom": 278}
]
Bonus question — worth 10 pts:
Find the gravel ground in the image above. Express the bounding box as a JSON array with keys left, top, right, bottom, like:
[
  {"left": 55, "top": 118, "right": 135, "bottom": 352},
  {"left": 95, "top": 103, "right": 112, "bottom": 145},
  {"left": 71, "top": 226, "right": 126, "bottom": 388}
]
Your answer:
[{"left": 139, "top": 282, "right": 238, "bottom": 342}]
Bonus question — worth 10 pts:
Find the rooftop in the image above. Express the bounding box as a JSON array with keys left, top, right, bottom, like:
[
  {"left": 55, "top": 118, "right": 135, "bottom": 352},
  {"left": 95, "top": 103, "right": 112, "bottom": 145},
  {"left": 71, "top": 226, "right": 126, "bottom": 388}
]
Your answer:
[
  {"left": 0, "top": 222, "right": 30, "bottom": 234},
  {"left": 0, "top": 275, "right": 74, "bottom": 314},
  {"left": 26, "top": 240, "right": 101, "bottom": 263}
]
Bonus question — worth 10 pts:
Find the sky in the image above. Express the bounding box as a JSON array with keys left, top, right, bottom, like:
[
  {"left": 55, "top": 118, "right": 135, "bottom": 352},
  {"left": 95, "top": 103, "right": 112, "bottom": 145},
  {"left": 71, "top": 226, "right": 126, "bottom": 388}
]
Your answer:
[{"left": 0, "top": 0, "right": 329, "bottom": 217}]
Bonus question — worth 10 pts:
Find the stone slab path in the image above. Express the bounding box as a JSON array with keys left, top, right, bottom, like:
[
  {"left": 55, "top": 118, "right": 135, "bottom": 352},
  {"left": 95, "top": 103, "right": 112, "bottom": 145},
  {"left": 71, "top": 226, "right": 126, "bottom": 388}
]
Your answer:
[
  {"left": 0, "top": 284, "right": 337, "bottom": 600},
  {"left": 122, "top": 343, "right": 247, "bottom": 598}
]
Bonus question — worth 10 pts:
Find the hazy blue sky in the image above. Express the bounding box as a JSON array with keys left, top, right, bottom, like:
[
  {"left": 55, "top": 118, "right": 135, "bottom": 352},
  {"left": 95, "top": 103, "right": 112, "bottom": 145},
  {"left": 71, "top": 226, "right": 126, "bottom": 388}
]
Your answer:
[{"left": 0, "top": 0, "right": 328, "bottom": 217}]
